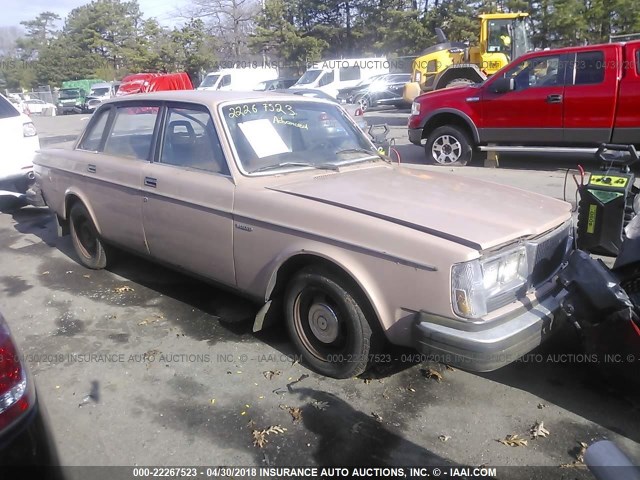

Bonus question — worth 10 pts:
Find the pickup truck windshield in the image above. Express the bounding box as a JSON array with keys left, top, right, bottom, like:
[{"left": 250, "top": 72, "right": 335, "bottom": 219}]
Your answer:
[
  {"left": 295, "top": 70, "right": 323, "bottom": 85},
  {"left": 200, "top": 75, "right": 220, "bottom": 88},
  {"left": 221, "top": 100, "right": 377, "bottom": 174}
]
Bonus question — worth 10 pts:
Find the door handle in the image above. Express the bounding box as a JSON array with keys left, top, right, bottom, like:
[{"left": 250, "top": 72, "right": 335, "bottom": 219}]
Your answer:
[
  {"left": 144, "top": 177, "right": 157, "bottom": 188},
  {"left": 87, "top": 164, "right": 96, "bottom": 173},
  {"left": 546, "top": 94, "right": 563, "bottom": 104}
]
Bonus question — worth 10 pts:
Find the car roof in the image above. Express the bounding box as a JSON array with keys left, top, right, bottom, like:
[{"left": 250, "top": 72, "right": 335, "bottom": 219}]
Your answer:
[{"left": 101, "top": 90, "right": 337, "bottom": 107}]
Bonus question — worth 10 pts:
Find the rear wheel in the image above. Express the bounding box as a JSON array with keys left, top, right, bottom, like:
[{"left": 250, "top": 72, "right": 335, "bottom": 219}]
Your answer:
[
  {"left": 354, "top": 95, "right": 371, "bottom": 112},
  {"left": 69, "top": 203, "right": 111, "bottom": 269},
  {"left": 284, "top": 265, "right": 380, "bottom": 379},
  {"left": 425, "top": 125, "right": 472, "bottom": 166}
]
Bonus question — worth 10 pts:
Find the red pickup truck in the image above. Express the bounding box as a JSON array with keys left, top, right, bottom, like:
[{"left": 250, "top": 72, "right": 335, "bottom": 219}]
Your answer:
[{"left": 408, "top": 40, "right": 640, "bottom": 166}]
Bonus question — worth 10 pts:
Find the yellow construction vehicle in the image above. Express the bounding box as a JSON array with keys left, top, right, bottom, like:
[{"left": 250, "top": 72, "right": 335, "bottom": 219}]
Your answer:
[{"left": 403, "top": 12, "right": 531, "bottom": 103}]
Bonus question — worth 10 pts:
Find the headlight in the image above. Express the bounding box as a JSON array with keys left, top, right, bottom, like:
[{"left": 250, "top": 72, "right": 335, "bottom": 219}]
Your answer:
[
  {"left": 410, "top": 102, "right": 420, "bottom": 115},
  {"left": 23, "top": 122, "right": 37, "bottom": 137},
  {"left": 452, "top": 246, "right": 528, "bottom": 319}
]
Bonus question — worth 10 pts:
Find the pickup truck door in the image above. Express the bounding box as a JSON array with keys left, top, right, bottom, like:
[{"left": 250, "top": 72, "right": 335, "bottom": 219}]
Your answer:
[
  {"left": 612, "top": 44, "right": 640, "bottom": 144},
  {"left": 562, "top": 47, "right": 619, "bottom": 144},
  {"left": 479, "top": 53, "right": 567, "bottom": 144},
  {"left": 141, "top": 103, "right": 236, "bottom": 286}
]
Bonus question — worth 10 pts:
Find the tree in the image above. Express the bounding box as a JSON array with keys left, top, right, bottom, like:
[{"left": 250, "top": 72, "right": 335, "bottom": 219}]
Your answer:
[{"left": 15, "top": 12, "right": 61, "bottom": 61}]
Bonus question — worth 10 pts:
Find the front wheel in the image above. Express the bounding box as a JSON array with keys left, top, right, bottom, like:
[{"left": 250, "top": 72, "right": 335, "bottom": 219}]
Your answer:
[
  {"left": 354, "top": 95, "right": 371, "bottom": 112},
  {"left": 284, "top": 265, "right": 379, "bottom": 379},
  {"left": 69, "top": 202, "right": 112, "bottom": 269},
  {"left": 425, "top": 125, "right": 472, "bottom": 166}
]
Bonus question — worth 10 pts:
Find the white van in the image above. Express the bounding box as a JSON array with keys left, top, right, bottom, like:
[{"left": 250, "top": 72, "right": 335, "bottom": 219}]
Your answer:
[
  {"left": 197, "top": 67, "right": 279, "bottom": 91},
  {"left": 293, "top": 58, "right": 389, "bottom": 98}
]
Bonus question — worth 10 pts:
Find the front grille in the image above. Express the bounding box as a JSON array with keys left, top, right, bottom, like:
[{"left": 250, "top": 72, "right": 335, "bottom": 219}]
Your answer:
[
  {"left": 528, "top": 222, "right": 572, "bottom": 286},
  {"left": 487, "top": 222, "right": 572, "bottom": 312}
]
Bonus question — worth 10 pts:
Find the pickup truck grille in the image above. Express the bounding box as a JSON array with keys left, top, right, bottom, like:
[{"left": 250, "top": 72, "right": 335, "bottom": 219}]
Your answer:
[{"left": 486, "top": 222, "right": 572, "bottom": 312}]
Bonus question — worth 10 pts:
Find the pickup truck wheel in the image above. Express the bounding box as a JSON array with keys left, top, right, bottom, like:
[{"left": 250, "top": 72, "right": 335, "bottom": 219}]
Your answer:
[
  {"left": 69, "top": 203, "right": 109, "bottom": 269},
  {"left": 426, "top": 125, "right": 472, "bottom": 166},
  {"left": 284, "top": 266, "right": 378, "bottom": 379}
]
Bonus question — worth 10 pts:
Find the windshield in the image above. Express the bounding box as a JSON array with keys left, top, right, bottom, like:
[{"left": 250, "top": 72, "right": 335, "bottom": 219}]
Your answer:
[
  {"left": 90, "top": 87, "right": 110, "bottom": 96},
  {"left": 59, "top": 89, "right": 81, "bottom": 99},
  {"left": 221, "top": 100, "right": 378, "bottom": 175},
  {"left": 295, "top": 70, "right": 323, "bottom": 85},
  {"left": 511, "top": 18, "right": 532, "bottom": 59},
  {"left": 199, "top": 74, "right": 220, "bottom": 88},
  {"left": 253, "top": 81, "right": 268, "bottom": 91}
]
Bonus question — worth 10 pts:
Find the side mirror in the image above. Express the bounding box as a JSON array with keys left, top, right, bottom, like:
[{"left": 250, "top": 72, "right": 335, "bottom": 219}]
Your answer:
[{"left": 491, "top": 77, "right": 515, "bottom": 93}]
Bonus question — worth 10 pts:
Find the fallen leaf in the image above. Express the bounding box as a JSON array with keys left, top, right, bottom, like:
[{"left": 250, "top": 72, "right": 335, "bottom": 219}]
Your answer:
[
  {"left": 288, "top": 407, "right": 303, "bottom": 423},
  {"left": 263, "top": 370, "right": 281, "bottom": 380},
  {"left": 445, "top": 365, "right": 457, "bottom": 372},
  {"left": 363, "top": 378, "right": 371, "bottom": 384},
  {"left": 252, "top": 425, "right": 287, "bottom": 448},
  {"left": 83, "top": 274, "right": 90, "bottom": 278},
  {"left": 577, "top": 442, "right": 589, "bottom": 463},
  {"left": 530, "top": 421, "right": 550, "bottom": 439},
  {"left": 537, "top": 403, "right": 548, "bottom": 409},
  {"left": 439, "top": 435, "right": 451, "bottom": 442},
  {"left": 311, "top": 400, "right": 329, "bottom": 411},
  {"left": 210, "top": 399, "right": 215, "bottom": 405},
  {"left": 407, "top": 385, "right": 416, "bottom": 392},
  {"left": 114, "top": 285, "right": 134, "bottom": 293},
  {"left": 382, "top": 388, "right": 390, "bottom": 400},
  {"left": 497, "top": 434, "right": 528, "bottom": 447},
  {"left": 371, "top": 412, "right": 383, "bottom": 422},
  {"left": 65, "top": 270, "right": 73, "bottom": 274},
  {"left": 241, "top": 411, "right": 247, "bottom": 416},
  {"left": 41, "top": 271, "right": 50, "bottom": 275},
  {"left": 422, "top": 368, "right": 443, "bottom": 382},
  {"left": 559, "top": 462, "right": 588, "bottom": 469}
]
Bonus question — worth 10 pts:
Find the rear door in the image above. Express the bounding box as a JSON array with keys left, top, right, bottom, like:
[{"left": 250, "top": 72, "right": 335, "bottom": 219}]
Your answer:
[
  {"left": 141, "top": 103, "right": 236, "bottom": 285},
  {"left": 74, "top": 103, "right": 159, "bottom": 252},
  {"left": 480, "top": 52, "right": 567, "bottom": 144},
  {"left": 562, "top": 46, "right": 618, "bottom": 144},
  {"left": 612, "top": 43, "right": 640, "bottom": 144}
]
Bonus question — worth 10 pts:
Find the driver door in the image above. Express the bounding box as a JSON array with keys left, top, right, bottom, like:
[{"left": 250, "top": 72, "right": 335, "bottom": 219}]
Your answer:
[{"left": 480, "top": 53, "right": 568, "bottom": 144}]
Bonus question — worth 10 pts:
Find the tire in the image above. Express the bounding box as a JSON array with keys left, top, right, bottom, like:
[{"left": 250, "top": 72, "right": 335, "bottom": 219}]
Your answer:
[
  {"left": 425, "top": 125, "right": 473, "bottom": 166},
  {"left": 354, "top": 95, "right": 371, "bottom": 112},
  {"left": 284, "top": 265, "right": 379, "bottom": 379},
  {"left": 445, "top": 78, "right": 475, "bottom": 88},
  {"left": 69, "top": 202, "right": 111, "bottom": 269}
]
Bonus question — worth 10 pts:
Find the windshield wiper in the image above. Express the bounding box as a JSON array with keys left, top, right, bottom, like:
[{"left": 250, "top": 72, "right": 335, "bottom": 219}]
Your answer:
[
  {"left": 250, "top": 162, "right": 339, "bottom": 174},
  {"left": 335, "top": 148, "right": 392, "bottom": 164}
]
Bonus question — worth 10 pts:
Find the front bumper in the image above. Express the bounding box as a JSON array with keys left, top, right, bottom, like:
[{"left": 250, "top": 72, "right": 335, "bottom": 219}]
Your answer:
[
  {"left": 413, "top": 288, "right": 568, "bottom": 372},
  {"left": 408, "top": 127, "right": 424, "bottom": 146}
]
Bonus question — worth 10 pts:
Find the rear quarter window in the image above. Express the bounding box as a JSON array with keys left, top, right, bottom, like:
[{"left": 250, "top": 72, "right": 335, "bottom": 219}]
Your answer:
[{"left": 0, "top": 95, "right": 20, "bottom": 119}]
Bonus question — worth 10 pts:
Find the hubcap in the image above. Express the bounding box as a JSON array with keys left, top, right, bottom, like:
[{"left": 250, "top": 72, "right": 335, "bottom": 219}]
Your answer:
[
  {"left": 308, "top": 303, "right": 339, "bottom": 344},
  {"left": 357, "top": 97, "right": 368, "bottom": 112},
  {"left": 431, "top": 135, "right": 462, "bottom": 164}
]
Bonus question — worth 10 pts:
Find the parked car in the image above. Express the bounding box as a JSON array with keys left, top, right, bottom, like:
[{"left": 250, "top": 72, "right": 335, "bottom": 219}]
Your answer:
[
  {"left": 7, "top": 96, "right": 30, "bottom": 116},
  {"left": 0, "top": 93, "right": 39, "bottom": 196},
  {"left": 278, "top": 88, "right": 368, "bottom": 131},
  {"left": 254, "top": 78, "right": 299, "bottom": 91},
  {"left": 337, "top": 73, "right": 412, "bottom": 111},
  {"left": 83, "top": 81, "right": 120, "bottom": 112},
  {"left": 0, "top": 312, "right": 62, "bottom": 471},
  {"left": 408, "top": 39, "right": 640, "bottom": 166},
  {"left": 32, "top": 91, "right": 573, "bottom": 379},
  {"left": 24, "top": 99, "right": 56, "bottom": 115}
]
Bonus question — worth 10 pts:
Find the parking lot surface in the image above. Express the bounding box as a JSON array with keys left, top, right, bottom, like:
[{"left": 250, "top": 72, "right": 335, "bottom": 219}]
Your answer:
[{"left": 0, "top": 110, "right": 638, "bottom": 477}]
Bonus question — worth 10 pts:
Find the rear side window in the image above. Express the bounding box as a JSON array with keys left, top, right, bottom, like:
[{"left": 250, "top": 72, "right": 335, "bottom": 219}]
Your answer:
[
  {"left": 103, "top": 105, "right": 160, "bottom": 160},
  {"left": 574, "top": 51, "right": 605, "bottom": 85},
  {"left": 339, "top": 66, "right": 361, "bottom": 81},
  {"left": 77, "top": 108, "right": 110, "bottom": 151},
  {"left": 0, "top": 95, "right": 19, "bottom": 119}
]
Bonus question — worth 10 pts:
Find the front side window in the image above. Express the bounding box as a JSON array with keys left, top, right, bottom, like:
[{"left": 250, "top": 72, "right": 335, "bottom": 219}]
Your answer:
[
  {"left": 103, "top": 105, "right": 160, "bottom": 160},
  {"left": 502, "top": 55, "right": 562, "bottom": 90},
  {"left": 0, "top": 95, "right": 19, "bottom": 119},
  {"left": 77, "top": 107, "right": 111, "bottom": 151},
  {"left": 199, "top": 74, "right": 220, "bottom": 88},
  {"left": 159, "top": 106, "right": 229, "bottom": 175},
  {"left": 487, "top": 19, "right": 512, "bottom": 55},
  {"left": 220, "top": 75, "right": 231, "bottom": 87},
  {"left": 318, "top": 71, "right": 335, "bottom": 87},
  {"left": 221, "top": 100, "right": 377, "bottom": 175},
  {"left": 295, "top": 70, "right": 322, "bottom": 85}
]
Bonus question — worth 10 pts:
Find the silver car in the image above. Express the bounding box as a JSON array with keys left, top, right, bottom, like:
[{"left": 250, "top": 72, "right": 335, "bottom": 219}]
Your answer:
[{"left": 32, "top": 91, "right": 573, "bottom": 379}]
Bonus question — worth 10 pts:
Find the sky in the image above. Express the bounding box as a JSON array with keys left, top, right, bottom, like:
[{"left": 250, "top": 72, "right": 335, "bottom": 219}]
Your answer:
[{"left": 0, "top": 0, "right": 188, "bottom": 29}]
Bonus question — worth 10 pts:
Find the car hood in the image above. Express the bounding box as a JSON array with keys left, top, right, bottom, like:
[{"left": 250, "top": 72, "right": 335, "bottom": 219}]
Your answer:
[
  {"left": 267, "top": 166, "right": 571, "bottom": 251},
  {"left": 417, "top": 84, "right": 480, "bottom": 102}
]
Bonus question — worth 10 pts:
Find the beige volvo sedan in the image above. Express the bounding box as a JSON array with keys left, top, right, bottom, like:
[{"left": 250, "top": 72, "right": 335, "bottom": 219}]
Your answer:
[{"left": 32, "top": 91, "right": 573, "bottom": 379}]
